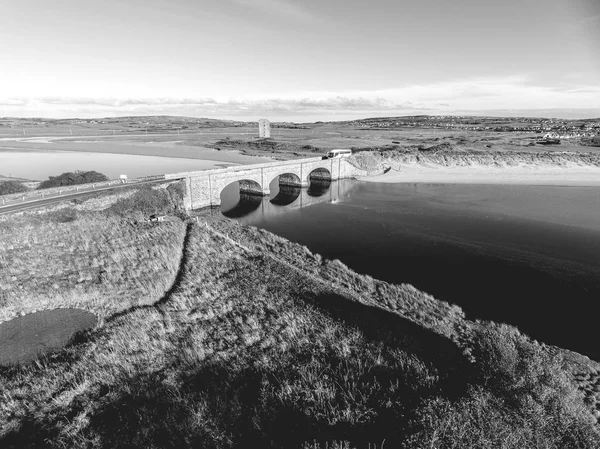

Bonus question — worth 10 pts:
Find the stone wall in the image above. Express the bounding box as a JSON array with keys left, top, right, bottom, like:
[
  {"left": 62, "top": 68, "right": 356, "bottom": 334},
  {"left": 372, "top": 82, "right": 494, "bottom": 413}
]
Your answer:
[{"left": 165, "top": 157, "right": 368, "bottom": 211}]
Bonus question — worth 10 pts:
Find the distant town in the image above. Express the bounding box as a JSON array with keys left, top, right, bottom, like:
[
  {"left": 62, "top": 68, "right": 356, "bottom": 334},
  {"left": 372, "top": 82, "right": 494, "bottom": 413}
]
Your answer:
[{"left": 348, "top": 116, "right": 600, "bottom": 140}]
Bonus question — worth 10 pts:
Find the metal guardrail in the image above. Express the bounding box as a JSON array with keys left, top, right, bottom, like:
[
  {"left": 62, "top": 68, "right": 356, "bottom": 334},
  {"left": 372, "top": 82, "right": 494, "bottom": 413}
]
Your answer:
[{"left": 0, "top": 174, "right": 168, "bottom": 208}]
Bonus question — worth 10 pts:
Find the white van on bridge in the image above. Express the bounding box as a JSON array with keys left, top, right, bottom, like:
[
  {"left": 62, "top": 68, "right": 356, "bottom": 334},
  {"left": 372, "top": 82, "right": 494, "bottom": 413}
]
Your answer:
[{"left": 326, "top": 149, "right": 352, "bottom": 159}]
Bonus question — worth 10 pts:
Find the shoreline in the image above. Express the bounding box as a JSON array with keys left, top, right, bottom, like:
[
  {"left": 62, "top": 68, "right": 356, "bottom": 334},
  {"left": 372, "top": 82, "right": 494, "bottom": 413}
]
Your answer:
[
  {"left": 0, "top": 137, "right": 275, "bottom": 182},
  {"left": 3, "top": 182, "right": 600, "bottom": 444},
  {"left": 0, "top": 136, "right": 274, "bottom": 164},
  {"left": 358, "top": 164, "right": 600, "bottom": 187}
]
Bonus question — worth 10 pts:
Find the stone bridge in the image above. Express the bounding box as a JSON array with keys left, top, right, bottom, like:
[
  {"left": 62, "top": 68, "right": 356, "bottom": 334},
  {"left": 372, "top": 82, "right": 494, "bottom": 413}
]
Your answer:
[
  {"left": 220, "top": 180, "right": 355, "bottom": 220},
  {"left": 165, "top": 157, "right": 367, "bottom": 210}
]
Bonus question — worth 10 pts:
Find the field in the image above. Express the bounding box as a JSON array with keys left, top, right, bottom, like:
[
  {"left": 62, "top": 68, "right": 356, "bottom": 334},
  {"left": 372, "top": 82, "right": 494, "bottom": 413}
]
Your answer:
[
  {"left": 0, "top": 188, "right": 186, "bottom": 323},
  {"left": 1, "top": 115, "right": 598, "bottom": 164},
  {"left": 2, "top": 116, "right": 600, "bottom": 446},
  {"left": 1, "top": 115, "right": 599, "bottom": 186},
  {"left": 2, "top": 185, "right": 600, "bottom": 447}
]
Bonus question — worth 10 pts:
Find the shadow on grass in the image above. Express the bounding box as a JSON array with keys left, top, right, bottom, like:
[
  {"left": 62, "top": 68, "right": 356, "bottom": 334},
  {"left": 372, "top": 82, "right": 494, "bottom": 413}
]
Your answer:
[
  {"left": 0, "top": 418, "right": 51, "bottom": 449},
  {"left": 0, "top": 290, "right": 473, "bottom": 449},
  {"left": 103, "top": 222, "right": 193, "bottom": 326},
  {"left": 0, "top": 225, "right": 196, "bottom": 447},
  {"left": 0, "top": 372, "right": 210, "bottom": 449},
  {"left": 0, "top": 230, "right": 476, "bottom": 448},
  {"left": 302, "top": 290, "right": 472, "bottom": 395}
]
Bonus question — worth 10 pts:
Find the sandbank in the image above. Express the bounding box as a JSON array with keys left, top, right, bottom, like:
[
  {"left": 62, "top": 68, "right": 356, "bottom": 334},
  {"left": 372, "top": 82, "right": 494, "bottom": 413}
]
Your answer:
[
  {"left": 0, "top": 137, "right": 272, "bottom": 165},
  {"left": 358, "top": 165, "right": 600, "bottom": 187}
]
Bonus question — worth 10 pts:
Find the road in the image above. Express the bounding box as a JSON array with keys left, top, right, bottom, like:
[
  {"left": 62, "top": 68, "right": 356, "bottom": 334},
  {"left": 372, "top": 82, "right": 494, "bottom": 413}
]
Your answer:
[{"left": 0, "top": 178, "right": 171, "bottom": 216}]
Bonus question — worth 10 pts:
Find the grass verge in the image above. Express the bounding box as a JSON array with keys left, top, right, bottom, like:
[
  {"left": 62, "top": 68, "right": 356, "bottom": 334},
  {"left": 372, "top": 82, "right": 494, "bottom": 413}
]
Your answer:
[{"left": 0, "top": 188, "right": 599, "bottom": 447}]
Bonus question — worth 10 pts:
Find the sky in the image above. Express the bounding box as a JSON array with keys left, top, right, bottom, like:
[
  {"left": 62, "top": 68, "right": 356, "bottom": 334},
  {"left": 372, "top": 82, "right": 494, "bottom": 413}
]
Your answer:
[{"left": 1, "top": 0, "right": 599, "bottom": 121}]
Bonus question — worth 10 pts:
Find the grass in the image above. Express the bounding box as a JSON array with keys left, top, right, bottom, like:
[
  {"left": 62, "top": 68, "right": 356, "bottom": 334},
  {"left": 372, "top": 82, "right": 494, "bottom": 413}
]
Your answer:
[
  {"left": 207, "top": 138, "right": 323, "bottom": 160},
  {"left": 405, "top": 323, "right": 600, "bottom": 448},
  {"left": 1, "top": 218, "right": 448, "bottom": 447},
  {"left": 1, "top": 186, "right": 600, "bottom": 447},
  {"left": 350, "top": 144, "right": 600, "bottom": 173},
  {"left": 0, "top": 186, "right": 186, "bottom": 324}
]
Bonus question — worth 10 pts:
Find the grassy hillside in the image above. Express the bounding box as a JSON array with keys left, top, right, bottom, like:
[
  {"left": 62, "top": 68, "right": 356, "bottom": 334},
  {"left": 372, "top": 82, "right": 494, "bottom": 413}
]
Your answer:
[
  {"left": 207, "top": 138, "right": 323, "bottom": 160},
  {"left": 1, "top": 187, "right": 600, "bottom": 448},
  {"left": 350, "top": 144, "right": 600, "bottom": 172},
  {"left": 0, "top": 185, "right": 186, "bottom": 323}
]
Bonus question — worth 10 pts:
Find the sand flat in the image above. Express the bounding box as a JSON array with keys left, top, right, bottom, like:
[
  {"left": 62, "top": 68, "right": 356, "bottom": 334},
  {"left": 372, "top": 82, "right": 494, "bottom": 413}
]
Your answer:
[{"left": 359, "top": 165, "right": 600, "bottom": 186}]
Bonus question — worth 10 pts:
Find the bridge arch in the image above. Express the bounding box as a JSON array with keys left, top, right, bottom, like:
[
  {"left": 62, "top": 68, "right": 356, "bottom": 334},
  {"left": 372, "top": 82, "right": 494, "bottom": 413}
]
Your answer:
[
  {"left": 273, "top": 172, "right": 303, "bottom": 188},
  {"left": 307, "top": 167, "right": 332, "bottom": 184},
  {"left": 210, "top": 171, "right": 267, "bottom": 207},
  {"left": 219, "top": 179, "right": 263, "bottom": 202},
  {"left": 164, "top": 156, "right": 369, "bottom": 210},
  {"left": 237, "top": 179, "right": 263, "bottom": 195},
  {"left": 307, "top": 168, "right": 332, "bottom": 197},
  {"left": 269, "top": 173, "right": 303, "bottom": 206},
  {"left": 220, "top": 179, "right": 264, "bottom": 217}
]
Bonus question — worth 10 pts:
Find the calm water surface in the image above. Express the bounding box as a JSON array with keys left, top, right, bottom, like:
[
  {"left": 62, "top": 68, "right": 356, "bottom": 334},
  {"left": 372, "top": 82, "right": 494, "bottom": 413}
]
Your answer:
[
  {"left": 0, "top": 149, "right": 240, "bottom": 180},
  {"left": 0, "top": 138, "right": 266, "bottom": 180},
  {"left": 220, "top": 180, "right": 600, "bottom": 359}
]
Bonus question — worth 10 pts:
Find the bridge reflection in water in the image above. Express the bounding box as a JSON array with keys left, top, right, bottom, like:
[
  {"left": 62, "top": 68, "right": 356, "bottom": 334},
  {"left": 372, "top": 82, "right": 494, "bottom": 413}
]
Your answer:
[{"left": 219, "top": 178, "right": 352, "bottom": 220}]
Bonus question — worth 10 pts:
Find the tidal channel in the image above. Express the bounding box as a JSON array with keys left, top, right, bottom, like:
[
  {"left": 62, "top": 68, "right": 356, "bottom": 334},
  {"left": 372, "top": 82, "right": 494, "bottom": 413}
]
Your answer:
[{"left": 218, "top": 179, "right": 600, "bottom": 360}]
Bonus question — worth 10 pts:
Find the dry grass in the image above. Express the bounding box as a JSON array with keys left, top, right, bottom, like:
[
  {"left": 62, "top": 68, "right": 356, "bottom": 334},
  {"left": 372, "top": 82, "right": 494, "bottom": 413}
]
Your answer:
[
  {"left": 0, "top": 199, "right": 185, "bottom": 324},
  {"left": 350, "top": 145, "right": 600, "bottom": 173},
  {"left": 0, "top": 218, "right": 449, "bottom": 447},
  {"left": 1, "top": 190, "right": 600, "bottom": 447}
]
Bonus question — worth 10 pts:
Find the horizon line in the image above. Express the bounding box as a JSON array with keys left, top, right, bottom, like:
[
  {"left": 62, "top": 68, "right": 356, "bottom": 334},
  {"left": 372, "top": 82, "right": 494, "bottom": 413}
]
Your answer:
[{"left": 2, "top": 112, "right": 600, "bottom": 124}]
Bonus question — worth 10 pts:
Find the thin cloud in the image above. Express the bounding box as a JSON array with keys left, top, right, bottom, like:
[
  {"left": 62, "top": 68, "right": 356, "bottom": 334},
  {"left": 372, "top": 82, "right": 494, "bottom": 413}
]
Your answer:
[
  {"left": 576, "top": 13, "right": 600, "bottom": 26},
  {"left": 227, "top": 0, "right": 317, "bottom": 23},
  {"left": 2, "top": 76, "right": 599, "bottom": 120},
  {"left": 0, "top": 99, "right": 27, "bottom": 106}
]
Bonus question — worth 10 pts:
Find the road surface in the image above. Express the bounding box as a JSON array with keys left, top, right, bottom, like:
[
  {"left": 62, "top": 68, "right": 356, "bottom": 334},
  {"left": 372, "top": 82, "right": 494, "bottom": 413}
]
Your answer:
[{"left": 0, "top": 178, "right": 170, "bottom": 216}]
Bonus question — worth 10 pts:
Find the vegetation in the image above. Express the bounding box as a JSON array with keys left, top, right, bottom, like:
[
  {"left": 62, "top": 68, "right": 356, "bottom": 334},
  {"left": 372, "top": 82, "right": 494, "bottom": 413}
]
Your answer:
[
  {"left": 0, "top": 187, "right": 186, "bottom": 323},
  {"left": 208, "top": 138, "right": 322, "bottom": 159},
  {"left": 108, "top": 182, "right": 185, "bottom": 219},
  {"left": 0, "top": 181, "right": 29, "bottom": 195},
  {"left": 1, "top": 186, "right": 600, "bottom": 447},
  {"left": 405, "top": 323, "right": 599, "bottom": 448},
  {"left": 351, "top": 144, "right": 600, "bottom": 172},
  {"left": 38, "top": 171, "right": 109, "bottom": 190}
]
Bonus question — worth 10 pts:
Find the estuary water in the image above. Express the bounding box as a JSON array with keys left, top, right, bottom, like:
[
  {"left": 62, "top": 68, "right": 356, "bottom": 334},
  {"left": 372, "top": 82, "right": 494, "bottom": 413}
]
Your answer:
[
  {"left": 221, "top": 180, "right": 600, "bottom": 360},
  {"left": 0, "top": 138, "right": 267, "bottom": 180},
  {"left": 0, "top": 149, "right": 241, "bottom": 180}
]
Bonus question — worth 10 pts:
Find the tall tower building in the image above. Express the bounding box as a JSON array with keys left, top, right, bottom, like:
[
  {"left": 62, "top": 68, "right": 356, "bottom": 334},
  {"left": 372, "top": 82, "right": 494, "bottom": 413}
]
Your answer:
[{"left": 258, "top": 119, "right": 271, "bottom": 138}]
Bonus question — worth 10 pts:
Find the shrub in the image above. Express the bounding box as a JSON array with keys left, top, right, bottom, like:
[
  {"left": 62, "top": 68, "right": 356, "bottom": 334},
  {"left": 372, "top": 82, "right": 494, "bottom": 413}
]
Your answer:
[
  {"left": 108, "top": 185, "right": 175, "bottom": 217},
  {"left": 404, "top": 323, "right": 600, "bottom": 448},
  {"left": 0, "top": 180, "right": 29, "bottom": 195},
  {"left": 38, "top": 171, "right": 108, "bottom": 189},
  {"left": 47, "top": 207, "right": 78, "bottom": 223},
  {"left": 166, "top": 180, "right": 185, "bottom": 209},
  {"left": 405, "top": 387, "right": 600, "bottom": 449},
  {"left": 470, "top": 323, "right": 587, "bottom": 413}
]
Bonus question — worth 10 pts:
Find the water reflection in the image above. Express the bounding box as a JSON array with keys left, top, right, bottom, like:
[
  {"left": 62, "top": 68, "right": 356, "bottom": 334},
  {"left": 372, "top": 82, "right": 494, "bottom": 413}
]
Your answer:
[
  {"left": 308, "top": 179, "right": 332, "bottom": 197},
  {"left": 220, "top": 180, "right": 600, "bottom": 360},
  {"left": 221, "top": 186, "right": 263, "bottom": 218},
  {"left": 219, "top": 178, "right": 348, "bottom": 221},
  {"left": 270, "top": 185, "right": 302, "bottom": 206}
]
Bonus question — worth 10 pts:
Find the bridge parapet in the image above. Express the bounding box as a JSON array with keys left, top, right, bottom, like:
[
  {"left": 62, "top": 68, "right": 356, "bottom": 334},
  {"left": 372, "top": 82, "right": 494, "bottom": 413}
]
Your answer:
[{"left": 165, "top": 157, "right": 367, "bottom": 210}]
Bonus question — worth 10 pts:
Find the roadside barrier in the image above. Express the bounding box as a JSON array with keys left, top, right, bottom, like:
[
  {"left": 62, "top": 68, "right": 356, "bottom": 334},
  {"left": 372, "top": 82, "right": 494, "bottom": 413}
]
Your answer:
[{"left": 0, "top": 174, "right": 168, "bottom": 206}]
